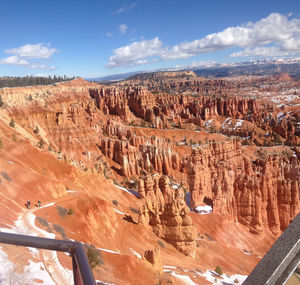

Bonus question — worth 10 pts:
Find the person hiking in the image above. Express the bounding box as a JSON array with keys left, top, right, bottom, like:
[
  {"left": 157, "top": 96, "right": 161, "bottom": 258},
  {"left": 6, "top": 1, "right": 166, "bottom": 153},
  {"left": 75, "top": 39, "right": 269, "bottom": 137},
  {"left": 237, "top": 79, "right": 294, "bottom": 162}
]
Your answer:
[
  {"left": 38, "top": 200, "right": 41, "bottom": 207},
  {"left": 26, "top": 200, "right": 31, "bottom": 209}
]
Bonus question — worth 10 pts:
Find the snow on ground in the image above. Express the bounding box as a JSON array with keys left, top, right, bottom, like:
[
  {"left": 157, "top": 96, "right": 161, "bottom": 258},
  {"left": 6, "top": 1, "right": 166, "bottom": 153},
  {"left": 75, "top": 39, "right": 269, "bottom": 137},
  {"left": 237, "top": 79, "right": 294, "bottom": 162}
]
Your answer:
[
  {"left": 163, "top": 265, "right": 177, "bottom": 269},
  {"left": 222, "top": 118, "right": 244, "bottom": 130},
  {"left": 97, "top": 247, "right": 120, "bottom": 254},
  {"left": 130, "top": 248, "right": 142, "bottom": 259},
  {"left": 204, "top": 119, "right": 214, "bottom": 128},
  {"left": 1, "top": 202, "right": 73, "bottom": 284},
  {"left": 235, "top": 120, "right": 244, "bottom": 128},
  {"left": 163, "top": 265, "right": 247, "bottom": 285},
  {"left": 114, "top": 184, "right": 135, "bottom": 195},
  {"left": 194, "top": 205, "right": 212, "bottom": 214},
  {"left": 196, "top": 269, "right": 247, "bottom": 284},
  {"left": 170, "top": 271, "right": 198, "bottom": 285},
  {"left": 277, "top": 112, "right": 285, "bottom": 122},
  {"left": 96, "top": 280, "right": 115, "bottom": 285},
  {"left": 243, "top": 249, "right": 252, "bottom": 256},
  {"left": 0, "top": 246, "right": 29, "bottom": 285},
  {"left": 15, "top": 211, "right": 55, "bottom": 238},
  {"left": 27, "top": 246, "right": 39, "bottom": 257},
  {"left": 66, "top": 189, "right": 78, "bottom": 193},
  {"left": 42, "top": 249, "right": 73, "bottom": 284},
  {"left": 25, "top": 260, "right": 57, "bottom": 285},
  {"left": 6, "top": 160, "right": 15, "bottom": 164},
  {"left": 113, "top": 208, "right": 125, "bottom": 215},
  {"left": 0, "top": 246, "right": 56, "bottom": 285},
  {"left": 222, "top": 118, "right": 231, "bottom": 127},
  {"left": 114, "top": 184, "right": 140, "bottom": 198}
]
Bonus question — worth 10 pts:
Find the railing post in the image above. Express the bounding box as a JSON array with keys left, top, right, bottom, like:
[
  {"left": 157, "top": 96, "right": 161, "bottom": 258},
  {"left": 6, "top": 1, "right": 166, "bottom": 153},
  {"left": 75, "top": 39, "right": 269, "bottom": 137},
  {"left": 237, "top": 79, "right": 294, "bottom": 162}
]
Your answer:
[
  {"left": 72, "top": 255, "right": 83, "bottom": 285},
  {"left": 0, "top": 232, "right": 97, "bottom": 285},
  {"left": 73, "top": 243, "right": 96, "bottom": 285},
  {"left": 244, "top": 213, "right": 300, "bottom": 285}
]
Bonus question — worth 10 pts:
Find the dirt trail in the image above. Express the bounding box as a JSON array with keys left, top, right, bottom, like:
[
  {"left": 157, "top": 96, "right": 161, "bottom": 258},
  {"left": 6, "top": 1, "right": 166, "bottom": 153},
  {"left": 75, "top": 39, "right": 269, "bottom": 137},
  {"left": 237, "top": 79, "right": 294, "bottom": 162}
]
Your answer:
[{"left": 17, "top": 202, "right": 73, "bottom": 285}]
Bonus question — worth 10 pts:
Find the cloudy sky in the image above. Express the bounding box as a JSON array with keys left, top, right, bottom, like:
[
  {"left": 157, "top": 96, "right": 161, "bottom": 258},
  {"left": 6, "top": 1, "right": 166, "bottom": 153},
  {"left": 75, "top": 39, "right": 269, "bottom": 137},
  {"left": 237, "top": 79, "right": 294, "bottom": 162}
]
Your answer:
[{"left": 0, "top": 0, "right": 299, "bottom": 77}]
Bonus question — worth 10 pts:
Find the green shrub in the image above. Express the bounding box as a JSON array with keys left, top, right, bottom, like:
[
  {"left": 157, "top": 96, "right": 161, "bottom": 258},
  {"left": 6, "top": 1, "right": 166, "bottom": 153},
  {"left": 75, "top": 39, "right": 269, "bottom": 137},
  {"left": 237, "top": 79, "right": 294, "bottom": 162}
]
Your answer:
[
  {"left": 56, "top": 206, "right": 68, "bottom": 218},
  {"left": 53, "top": 224, "right": 66, "bottom": 239},
  {"left": 34, "top": 126, "right": 39, "bottom": 134},
  {"left": 112, "top": 200, "right": 118, "bottom": 206},
  {"left": 86, "top": 246, "right": 102, "bottom": 269},
  {"left": 129, "top": 206, "right": 139, "bottom": 214},
  {"left": 9, "top": 118, "right": 15, "bottom": 128},
  {"left": 234, "top": 278, "right": 239, "bottom": 283},
  {"left": 36, "top": 216, "right": 49, "bottom": 227},
  {"left": 67, "top": 208, "right": 74, "bottom": 215},
  {"left": 1, "top": 172, "right": 12, "bottom": 181},
  {"left": 12, "top": 134, "right": 17, "bottom": 141},
  {"left": 0, "top": 96, "right": 4, "bottom": 107},
  {"left": 37, "top": 138, "right": 44, "bottom": 148},
  {"left": 157, "top": 240, "right": 165, "bottom": 248},
  {"left": 0, "top": 138, "right": 3, "bottom": 149},
  {"left": 215, "top": 266, "right": 223, "bottom": 276}
]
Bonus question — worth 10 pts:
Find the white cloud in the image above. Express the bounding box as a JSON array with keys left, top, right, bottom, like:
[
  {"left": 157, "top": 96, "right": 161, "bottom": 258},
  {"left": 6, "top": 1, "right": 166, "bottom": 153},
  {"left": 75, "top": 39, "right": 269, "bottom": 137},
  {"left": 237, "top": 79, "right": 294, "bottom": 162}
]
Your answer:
[
  {"left": 106, "top": 32, "right": 112, "bottom": 37},
  {"left": 0, "top": 43, "right": 58, "bottom": 69},
  {"left": 113, "top": 3, "right": 136, "bottom": 15},
  {"left": 118, "top": 24, "right": 128, "bottom": 35},
  {"left": 107, "top": 13, "right": 300, "bottom": 68},
  {"left": 6, "top": 43, "right": 59, "bottom": 59},
  {"left": 107, "top": 37, "right": 163, "bottom": 67},
  {"left": 230, "top": 46, "right": 290, "bottom": 57},
  {"left": 0, "top": 55, "right": 29, "bottom": 66},
  {"left": 162, "top": 13, "right": 300, "bottom": 59}
]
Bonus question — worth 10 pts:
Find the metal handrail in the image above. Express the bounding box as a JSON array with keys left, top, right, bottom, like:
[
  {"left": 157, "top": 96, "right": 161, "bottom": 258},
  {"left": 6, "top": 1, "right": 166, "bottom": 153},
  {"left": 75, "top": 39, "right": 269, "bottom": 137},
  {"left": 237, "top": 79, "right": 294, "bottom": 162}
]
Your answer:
[
  {"left": 244, "top": 213, "right": 300, "bottom": 285},
  {"left": 0, "top": 232, "right": 96, "bottom": 285}
]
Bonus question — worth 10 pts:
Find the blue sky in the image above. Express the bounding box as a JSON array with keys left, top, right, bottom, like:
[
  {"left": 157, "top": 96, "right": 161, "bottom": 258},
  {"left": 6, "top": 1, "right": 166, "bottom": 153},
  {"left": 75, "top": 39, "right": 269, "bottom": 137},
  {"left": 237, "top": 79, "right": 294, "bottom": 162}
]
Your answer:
[{"left": 0, "top": 0, "right": 300, "bottom": 77}]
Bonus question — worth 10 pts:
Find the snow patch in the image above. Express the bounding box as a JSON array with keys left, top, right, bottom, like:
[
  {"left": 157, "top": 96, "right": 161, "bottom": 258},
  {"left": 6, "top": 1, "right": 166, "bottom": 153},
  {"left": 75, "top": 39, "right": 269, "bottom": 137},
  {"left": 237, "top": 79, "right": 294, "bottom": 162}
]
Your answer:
[
  {"left": 114, "top": 184, "right": 140, "bottom": 198},
  {"left": 27, "top": 246, "right": 39, "bottom": 257},
  {"left": 25, "top": 260, "right": 56, "bottom": 285},
  {"left": 163, "top": 265, "right": 177, "bottom": 269},
  {"left": 96, "top": 280, "right": 115, "bottom": 285},
  {"left": 170, "top": 271, "right": 198, "bottom": 285},
  {"left": 130, "top": 248, "right": 142, "bottom": 259},
  {"left": 194, "top": 205, "right": 212, "bottom": 214},
  {"left": 0, "top": 247, "right": 56, "bottom": 285},
  {"left": 67, "top": 190, "right": 78, "bottom": 193},
  {"left": 222, "top": 118, "right": 244, "bottom": 130},
  {"left": 97, "top": 247, "right": 120, "bottom": 255},
  {"left": 114, "top": 184, "right": 135, "bottom": 195},
  {"left": 113, "top": 208, "right": 125, "bottom": 215},
  {"left": 204, "top": 119, "right": 214, "bottom": 128},
  {"left": 196, "top": 269, "right": 247, "bottom": 284}
]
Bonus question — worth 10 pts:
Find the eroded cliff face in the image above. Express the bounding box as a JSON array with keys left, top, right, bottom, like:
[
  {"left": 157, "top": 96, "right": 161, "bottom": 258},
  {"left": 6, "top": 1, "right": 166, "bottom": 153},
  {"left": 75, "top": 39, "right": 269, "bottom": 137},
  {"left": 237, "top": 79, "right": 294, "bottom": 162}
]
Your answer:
[
  {"left": 1, "top": 78, "right": 299, "bottom": 247},
  {"left": 138, "top": 175, "right": 196, "bottom": 257},
  {"left": 188, "top": 140, "right": 300, "bottom": 235},
  {"left": 99, "top": 120, "right": 180, "bottom": 177},
  {"left": 1, "top": 77, "right": 299, "bottom": 284}
]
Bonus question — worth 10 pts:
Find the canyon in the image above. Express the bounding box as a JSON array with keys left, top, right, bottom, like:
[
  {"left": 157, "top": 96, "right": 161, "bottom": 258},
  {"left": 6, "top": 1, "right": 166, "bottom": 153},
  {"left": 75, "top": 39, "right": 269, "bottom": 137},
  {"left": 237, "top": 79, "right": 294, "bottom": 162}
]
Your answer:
[{"left": 0, "top": 72, "right": 299, "bottom": 284}]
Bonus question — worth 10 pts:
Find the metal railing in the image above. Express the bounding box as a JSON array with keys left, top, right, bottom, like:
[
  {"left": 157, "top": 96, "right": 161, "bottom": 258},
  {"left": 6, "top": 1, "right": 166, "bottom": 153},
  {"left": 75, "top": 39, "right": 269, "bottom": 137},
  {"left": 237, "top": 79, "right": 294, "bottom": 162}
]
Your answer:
[
  {"left": 0, "top": 232, "right": 96, "bottom": 285},
  {"left": 244, "top": 213, "right": 300, "bottom": 285},
  {"left": 1, "top": 214, "right": 299, "bottom": 285}
]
